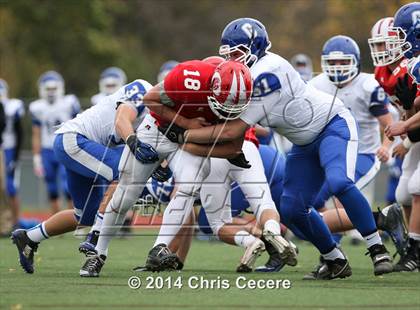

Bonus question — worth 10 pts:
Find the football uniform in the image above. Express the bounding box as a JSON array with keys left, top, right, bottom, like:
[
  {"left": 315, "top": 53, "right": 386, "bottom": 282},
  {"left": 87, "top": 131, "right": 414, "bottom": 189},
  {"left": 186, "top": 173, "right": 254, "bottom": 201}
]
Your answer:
[
  {"left": 29, "top": 94, "right": 80, "bottom": 199},
  {"left": 54, "top": 79, "right": 152, "bottom": 225},
  {"left": 309, "top": 72, "right": 389, "bottom": 207},
  {"left": 239, "top": 51, "right": 377, "bottom": 254},
  {"left": 90, "top": 92, "right": 107, "bottom": 106},
  {"left": 1, "top": 98, "right": 25, "bottom": 196}
]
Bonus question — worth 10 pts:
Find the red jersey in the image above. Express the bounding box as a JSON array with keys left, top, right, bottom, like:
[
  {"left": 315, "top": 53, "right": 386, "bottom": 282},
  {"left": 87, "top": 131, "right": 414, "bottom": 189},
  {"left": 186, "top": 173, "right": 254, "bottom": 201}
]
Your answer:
[
  {"left": 152, "top": 60, "right": 219, "bottom": 125},
  {"left": 374, "top": 58, "right": 420, "bottom": 107}
]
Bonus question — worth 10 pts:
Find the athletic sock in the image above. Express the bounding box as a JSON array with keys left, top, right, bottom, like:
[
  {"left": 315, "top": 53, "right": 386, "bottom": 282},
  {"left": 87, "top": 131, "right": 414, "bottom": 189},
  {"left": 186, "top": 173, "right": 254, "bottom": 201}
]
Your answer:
[
  {"left": 90, "top": 212, "right": 104, "bottom": 233},
  {"left": 364, "top": 231, "right": 383, "bottom": 248},
  {"left": 264, "top": 219, "right": 281, "bottom": 236},
  {"left": 322, "top": 247, "right": 345, "bottom": 261},
  {"left": 153, "top": 193, "right": 195, "bottom": 247},
  {"left": 234, "top": 231, "right": 257, "bottom": 248},
  {"left": 27, "top": 222, "right": 49, "bottom": 243}
]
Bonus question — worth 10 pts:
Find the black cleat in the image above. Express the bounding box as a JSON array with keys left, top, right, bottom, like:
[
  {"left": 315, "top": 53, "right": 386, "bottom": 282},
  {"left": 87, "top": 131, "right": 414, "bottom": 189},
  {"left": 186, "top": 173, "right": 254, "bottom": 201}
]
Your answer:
[
  {"left": 79, "top": 230, "right": 99, "bottom": 255},
  {"left": 367, "top": 244, "right": 393, "bottom": 276},
  {"left": 11, "top": 229, "right": 39, "bottom": 274},
  {"left": 377, "top": 204, "right": 408, "bottom": 256},
  {"left": 303, "top": 256, "right": 352, "bottom": 280},
  {"left": 80, "top": 253, "right": 106, "bottom": 277},
  {"left": 393, "top": 238, "right": 419, "bottom": 272},
  {"left": 141, "top": 244, "right": 179, "bottom": 272}
]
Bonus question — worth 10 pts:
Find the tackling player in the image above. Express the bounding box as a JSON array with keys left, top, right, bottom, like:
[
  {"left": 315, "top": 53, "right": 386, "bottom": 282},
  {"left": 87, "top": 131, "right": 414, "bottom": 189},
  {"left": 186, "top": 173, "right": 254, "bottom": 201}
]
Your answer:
[
  {"left": 91, "top": 67, "right": 127, "bottom": 106},
  {"left": 174, "top": 18, "right": 393, "bottom": 279},
  {"left": 0, "top": 79, "right": 24, "bottom": 228},
  {"left": 29, "top": 71, "right": 80, "bottom": 214}
]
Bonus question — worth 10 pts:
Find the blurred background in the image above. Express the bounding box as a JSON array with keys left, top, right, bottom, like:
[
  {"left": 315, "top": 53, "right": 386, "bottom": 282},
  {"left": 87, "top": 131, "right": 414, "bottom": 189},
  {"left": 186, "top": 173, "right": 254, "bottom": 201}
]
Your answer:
[{"left": 0, "top": 0, "right": 411, "bottom": 209}]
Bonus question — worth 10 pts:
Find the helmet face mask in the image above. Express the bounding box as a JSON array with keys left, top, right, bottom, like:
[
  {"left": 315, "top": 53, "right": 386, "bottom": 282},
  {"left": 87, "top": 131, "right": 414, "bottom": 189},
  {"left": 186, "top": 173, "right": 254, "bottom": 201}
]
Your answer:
[
  {"left": 393, "top": 2, "right": 420, "bottom": 59},
  {"left": 219, "top": 43, "right": 258, "bottom": 67},
  {"left": 321, "top": 53, "right": 359, "bottom": 85},
  {"left": 368, "top": 30, "right": 408, "bottom": 66}
]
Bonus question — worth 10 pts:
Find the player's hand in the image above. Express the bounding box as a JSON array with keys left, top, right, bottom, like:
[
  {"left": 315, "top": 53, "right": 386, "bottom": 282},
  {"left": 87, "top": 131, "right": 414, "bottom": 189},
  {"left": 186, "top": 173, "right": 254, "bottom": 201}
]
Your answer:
[
  {"left": 158, "top": 123, "right": 186, "bottom": 144},
  {"left": 186, "top": 117, "right": 211, "bottom": 129},
  {"left": 395, "top": 74, "right": 417, "bottom": 110},
  {"left": 227, "top": 152, "right": 251, "bottom": 169},
  {"left": 33, "top": 154, "right": 44, "bottom": 177},
  {"left": 376, "top": 146, "right": 390, "bottom": 163},
  {"left": 151, "top": 165, "right": 173, "bottom": 182},
  {"left": 126, "top": 134, "right": 159, "bottom": 164},
  {"left": 385, "top": 121, "right": 409, "bottom": 139},
  {"left": 392, "top": 143, "right": 409, "bottom": 159}
]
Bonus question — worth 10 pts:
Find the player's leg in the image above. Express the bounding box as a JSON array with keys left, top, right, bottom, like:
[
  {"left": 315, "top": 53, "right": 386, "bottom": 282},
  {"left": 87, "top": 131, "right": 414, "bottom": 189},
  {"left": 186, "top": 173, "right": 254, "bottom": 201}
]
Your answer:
[
  {"left": 280, "top": 144, "right": 351, "bottom": 280},
  {"left": 319, "top": 113, "right": 392, "bottom": 275},
  {"left": 41, "top": 148, "right": 61, "bottom": 214},
  {"left": 4, "top": 148, "right": 20, "bottom": 226}
]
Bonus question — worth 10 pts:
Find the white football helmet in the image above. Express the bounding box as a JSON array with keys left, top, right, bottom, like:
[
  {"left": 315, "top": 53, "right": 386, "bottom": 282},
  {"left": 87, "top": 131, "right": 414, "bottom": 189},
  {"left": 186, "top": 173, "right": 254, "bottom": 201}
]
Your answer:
[
  {"left": 368, "top": 17, "right": 406, "bottom": 66},
  {"left": 290, "top": 54, "right": 313, "bottom": 81},
  {"left": 99, "top": 67, "right": 127, "bottom": 95},
  {"left": 38, "top": 71, "right": 64, "bottom": 103}
]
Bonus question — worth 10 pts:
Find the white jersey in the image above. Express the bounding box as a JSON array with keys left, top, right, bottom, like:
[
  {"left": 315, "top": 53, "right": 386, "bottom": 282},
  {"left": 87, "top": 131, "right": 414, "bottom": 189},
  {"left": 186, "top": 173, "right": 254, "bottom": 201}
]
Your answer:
[
  {"left": 91, "top": 92, "right": 107, "bottom": 106},
  {"left": 240, "top": 52, "right": 347, "bottom": 145},
  {"left": 1, "top": 98, "right": 25, "bottom": 149},
  {"left": 56, "top": 79, "right": 152, "bottom": 146},
  {"left": 309, "top": 73, "right": 388, "bottom": 154},
  {"left": 29, "top": 94, "right": 80, "bottom": 149}
]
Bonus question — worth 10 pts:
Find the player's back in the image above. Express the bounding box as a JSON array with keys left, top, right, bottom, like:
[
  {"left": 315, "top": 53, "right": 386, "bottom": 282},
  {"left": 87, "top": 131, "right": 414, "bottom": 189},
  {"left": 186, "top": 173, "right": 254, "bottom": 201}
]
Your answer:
[
  {"left": 154, "top": 60, "right": 219, "bottom": 125},
  {"left": 56, "top": 79, "right": 152, "bottom": 146},
  {"left": 244, "top": 52, "right": 346, "bottom": 145},
  {"left": 310, "top": 72, "right": 385, "bottom": 154},
  {"left": 1, "top": 98, "right": 24, "bottom": 149},
  {"left": 29, "top": 94, "right": 80, "bottom": 149}
]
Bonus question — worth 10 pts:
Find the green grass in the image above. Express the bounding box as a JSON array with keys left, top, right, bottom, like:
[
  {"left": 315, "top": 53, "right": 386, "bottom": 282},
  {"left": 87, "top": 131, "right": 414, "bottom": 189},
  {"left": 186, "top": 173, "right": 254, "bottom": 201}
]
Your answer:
[{"left": 1, "top": 231, "right": 419, "bottom": 310}]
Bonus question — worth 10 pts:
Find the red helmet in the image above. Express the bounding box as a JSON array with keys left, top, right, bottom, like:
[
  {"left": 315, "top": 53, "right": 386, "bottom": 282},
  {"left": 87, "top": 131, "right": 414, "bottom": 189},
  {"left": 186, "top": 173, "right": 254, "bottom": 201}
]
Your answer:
[
  {"left": 208, "top": 60, "right": 252, "bottom": 120},
  {"left": 202, "top": 56, "right": 224, "bottom": 66}
]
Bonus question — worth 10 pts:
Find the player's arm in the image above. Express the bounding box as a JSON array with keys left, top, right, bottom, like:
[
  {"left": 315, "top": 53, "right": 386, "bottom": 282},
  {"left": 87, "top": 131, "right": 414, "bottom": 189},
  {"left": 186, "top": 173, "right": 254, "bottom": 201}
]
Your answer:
[
  {"left": 143, "top": 84, "right": 209, "bottom": 129},
  {"left": 182, "top": 137, "right": 244, "bottom": 159},
  {"left": 114, "top": 103, "right": 138, "bottom": 141}
]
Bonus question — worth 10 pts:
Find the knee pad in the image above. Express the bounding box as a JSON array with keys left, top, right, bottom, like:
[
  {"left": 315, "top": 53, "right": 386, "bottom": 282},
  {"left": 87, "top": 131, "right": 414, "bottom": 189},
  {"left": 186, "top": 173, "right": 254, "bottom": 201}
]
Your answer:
[
  {"left": 254, "top": 202, "right": 278, "bottom": 222},
  {"left": 408, "top": 174, "right": 420, "bottom": 196},
  {"left": 325, "top": 171, "right": 353, "bottom": 196},
  {"left": 396, "top": 178, "right": 411, "bottom": 206},
  {"left": 109, "top": 183, "right": 140, "bottom": 215}
]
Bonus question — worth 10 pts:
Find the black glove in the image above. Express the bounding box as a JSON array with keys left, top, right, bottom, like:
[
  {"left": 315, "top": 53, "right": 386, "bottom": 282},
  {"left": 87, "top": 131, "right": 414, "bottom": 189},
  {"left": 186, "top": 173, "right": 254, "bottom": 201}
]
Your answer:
[
  {"left": 126, "top": 134, "right": 159, "bottom": 164},
  {"left": 158, "top": 123, "right": 186, "bottom": 144},
  {"left": 395, "top": 74, "right": 417, "bottom": 110},
  {"left": 151, "top": 165, "right": 173, "bottom": 182},
  {"left": 228, "top": 152, "right": 251, "bottom": 169}
]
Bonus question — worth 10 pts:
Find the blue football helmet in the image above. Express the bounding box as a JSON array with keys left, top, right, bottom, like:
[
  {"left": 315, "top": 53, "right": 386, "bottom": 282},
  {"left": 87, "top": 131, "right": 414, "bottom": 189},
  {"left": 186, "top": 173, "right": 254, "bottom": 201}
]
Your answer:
[
  {"left": 392, "top": 2, "right": 420, "bottom": 59},
  {"left": 219, "top": 18, "right": 271, "bottom": 67},
  {"left": 408, "top": 55, "right": 420, "bottom": 84},
  {"left": 99, "top": 67, "right": 127, "bottom": 95},
  {"left": 38, "top": 71, "right": 64, "bottom": 103},
  {"left": 321, "top": 35, "right": 360, "bottom": 85},
  {"left": 157, "top": 60, "right": 179, "bottom": 83},
  {"left": 0, "top": 79, "right": 9, "bottom": 101}
]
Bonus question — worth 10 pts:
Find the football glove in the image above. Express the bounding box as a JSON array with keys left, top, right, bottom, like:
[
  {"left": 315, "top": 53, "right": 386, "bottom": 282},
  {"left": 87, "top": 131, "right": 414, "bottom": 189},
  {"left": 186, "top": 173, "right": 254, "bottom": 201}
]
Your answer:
[
  {"left": 395, "top": 74, "right": 417, "bottom": 110},
  {"left": 126, "top": 134, "right": 159, "bottom": 164},
  {"left": 151, "top": 165, "right": 173, "bottom": 182},
  {"left": 228, "top": 152, "right": 251, "bottom": 169},
  {"left": 158, "top": 123, "right": 186, "bottom": 144}
]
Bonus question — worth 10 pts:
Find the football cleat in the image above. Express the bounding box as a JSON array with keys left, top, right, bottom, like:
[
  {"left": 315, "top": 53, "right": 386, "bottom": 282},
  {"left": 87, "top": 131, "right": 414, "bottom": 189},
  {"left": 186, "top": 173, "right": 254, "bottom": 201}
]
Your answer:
[
  {"left": 367, "top": 244, "right": 393, "bottom": 276},
  {"left": 237, "top": 239, "right": 265, "bottom": 273},
  {"left": 11, "top": 229, "right": 39, "bottom": 274},
  {"left": 79, "top": 230, "right": 99, "bottom": 255},
  {"left": 80, "top": 253, "right": 106, "bottom": 277},
  {"left": 142, "top": 244, "right": 179, "bottom": 272},
  {"left": 262, "top": 229, "right": 297, "bottom": 266},
  {"left": 393, "top": 238, "right": 419, "bottom": 272},
  {"left": 376, "top": 203, "right": 408, "bottom": 256},
  {"left": 303, "top": 257, "right": 352, "bottom": 280},
  {"left": 255, "top": 240, "right": 297, "bottom": 272}
]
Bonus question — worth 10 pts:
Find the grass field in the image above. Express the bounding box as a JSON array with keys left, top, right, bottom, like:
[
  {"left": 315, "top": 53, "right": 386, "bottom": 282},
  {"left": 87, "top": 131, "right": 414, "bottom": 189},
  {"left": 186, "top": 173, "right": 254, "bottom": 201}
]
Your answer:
[{"left": 1, "top": 231, "right": 419, "bottom": 310}]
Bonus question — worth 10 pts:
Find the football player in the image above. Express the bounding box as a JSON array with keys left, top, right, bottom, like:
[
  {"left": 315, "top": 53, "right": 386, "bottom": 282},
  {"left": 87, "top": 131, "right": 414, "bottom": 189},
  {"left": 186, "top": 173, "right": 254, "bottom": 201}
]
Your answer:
[
  {"left": 29, "top": 71, "right": 80, "bottom": 214},
  {"left": 309, "top": 35, "right": 394, "bottom": 245},
  {"left": 0, "top": 79, "right": 24, "bottom": 228},
  {"left": 290, "top": 53, "right": 313, "bottom": 82},
  {"left": 369, "top": 4, "right": 420, "bottom": 272},
  {"left": 11, "top": 79, "right": 154, "bottom": 274},
  {"left": 176, "top": 18, "right": 393, "bottom": 279},
  {"left": 91, "top": 67, "right": 127, "bottom": 106}
]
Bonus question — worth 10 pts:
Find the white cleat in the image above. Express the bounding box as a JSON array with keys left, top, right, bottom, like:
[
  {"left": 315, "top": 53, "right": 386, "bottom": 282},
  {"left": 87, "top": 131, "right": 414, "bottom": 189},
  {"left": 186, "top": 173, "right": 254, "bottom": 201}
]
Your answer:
[
  {"left": 263, "top": 229, "right": 298, "bottom": 267},
  {"left": 236, "top": 239, "right": 266, "bottom": 273}
]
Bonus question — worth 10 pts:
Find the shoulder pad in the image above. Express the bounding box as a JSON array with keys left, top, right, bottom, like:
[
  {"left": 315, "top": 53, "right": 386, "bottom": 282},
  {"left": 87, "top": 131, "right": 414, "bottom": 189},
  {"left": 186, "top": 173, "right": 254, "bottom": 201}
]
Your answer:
[
  {"left": 252, "top": 73, "right": 281, "bottom": 97},
  {"left": 361, "top": 74, "right": 379, "bottom": 93}
]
